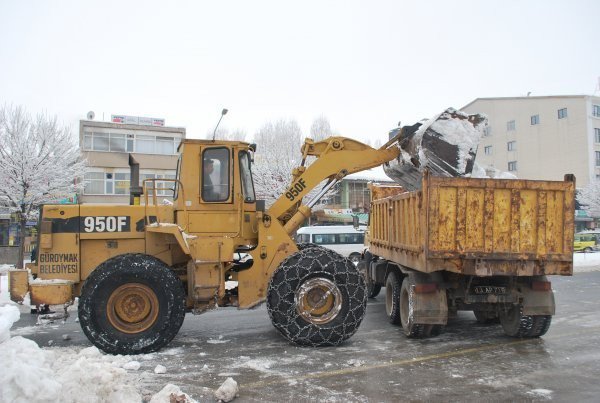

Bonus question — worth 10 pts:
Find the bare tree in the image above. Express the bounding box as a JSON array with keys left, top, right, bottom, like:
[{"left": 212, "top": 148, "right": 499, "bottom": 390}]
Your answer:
[
  {"left": 251, "top": 118, "right": 341, "bottom": 212},
  {"left": 577, "top": 180, "right": 600, "bottom": 218},
  {"left": 309, "top": 115, "right": 333, "bottom": 142},
  {"left": 0, "top": 105, "right": 87, "bottom": 268},
  {"left": 251, "top": 119, "right": 303, "bottom": 205}
]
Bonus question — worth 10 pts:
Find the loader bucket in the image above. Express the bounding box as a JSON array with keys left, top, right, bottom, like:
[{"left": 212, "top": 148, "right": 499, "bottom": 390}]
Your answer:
[{"left": 383, "top": 108, "right": 487, "bottom": 191}]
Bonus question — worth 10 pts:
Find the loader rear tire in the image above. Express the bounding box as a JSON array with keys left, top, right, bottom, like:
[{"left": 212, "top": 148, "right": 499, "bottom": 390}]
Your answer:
[
  {"left": 267, "top": 247, "right": 367, "bottom": 347},
  {"left": 78, "top": 253, "right": 186, "bottom": 355},
  {"left": 385, "top": 272, "right": 401, "bottom": 325}
]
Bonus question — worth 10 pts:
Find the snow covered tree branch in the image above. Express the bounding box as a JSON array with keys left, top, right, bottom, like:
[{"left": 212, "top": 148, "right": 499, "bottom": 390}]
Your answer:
[
  {"left": 309, "top": 115, "right": 333, "bottom": 142},
  {"left": 577, "top": 180, "right": 600, "bottom": 218},
  {"left": 251, "top": 117, "right": 340, "bottom": 210},
  {"left": 0, "top": 105, "right": 87, "bottom": 268},
  {"left": 251, "top": 119, "right": 303, "bottom": 206}
]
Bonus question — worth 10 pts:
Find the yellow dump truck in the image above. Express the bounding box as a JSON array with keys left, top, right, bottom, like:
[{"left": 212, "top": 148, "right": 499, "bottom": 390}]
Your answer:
[{"left": 363, "top": 171, "right": 575, "bottom": 338}]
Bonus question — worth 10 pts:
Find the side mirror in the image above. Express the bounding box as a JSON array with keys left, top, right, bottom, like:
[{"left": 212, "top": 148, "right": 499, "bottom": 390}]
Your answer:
[{"left": 352, "top": 215, "right": 359, "bottom": 230}]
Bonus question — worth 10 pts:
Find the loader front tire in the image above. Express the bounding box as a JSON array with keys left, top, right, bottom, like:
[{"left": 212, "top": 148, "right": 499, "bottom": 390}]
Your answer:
[
  {"left": 267, "top": 247, "right": 367, "bottom": 347},
  {"left": 78, "top": 253, "right": 186, "bottom": 355}
]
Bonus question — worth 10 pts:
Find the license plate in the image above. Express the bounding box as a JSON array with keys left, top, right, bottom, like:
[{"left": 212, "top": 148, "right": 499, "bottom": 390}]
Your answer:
[{"left": 473, "top": 286, "right": 507, "bottom": 295}]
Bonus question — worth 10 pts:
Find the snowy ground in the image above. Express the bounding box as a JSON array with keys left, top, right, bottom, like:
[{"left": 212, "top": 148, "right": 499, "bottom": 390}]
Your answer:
[
  {"left": 1, "top": 253, "right": 599, "bottom": 402},
  {"left": 0, "top": 273, "right": 202, "bottom": 403},
  {"left": 572, "top": 251, "right": 600, "bottom": 271}
]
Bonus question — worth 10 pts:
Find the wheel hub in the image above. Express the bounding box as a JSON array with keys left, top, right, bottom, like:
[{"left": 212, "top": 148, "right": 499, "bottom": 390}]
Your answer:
[
  {"left": 295, "top": 277, "right": 343, "bottom": 325},
  {"left": 107, "top": 283, "right": 159, "bottom": 334}
]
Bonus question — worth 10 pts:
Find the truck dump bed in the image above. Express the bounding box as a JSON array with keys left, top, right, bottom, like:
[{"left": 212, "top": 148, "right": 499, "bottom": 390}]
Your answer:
[{"left": 369, "top": 173, "right": 575, "bottom": 276}]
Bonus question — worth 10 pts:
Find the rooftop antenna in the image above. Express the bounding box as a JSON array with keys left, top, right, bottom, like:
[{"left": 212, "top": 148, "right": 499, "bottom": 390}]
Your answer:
[{"left": 212, "top": 108, "right": 228, "bottom": 141}]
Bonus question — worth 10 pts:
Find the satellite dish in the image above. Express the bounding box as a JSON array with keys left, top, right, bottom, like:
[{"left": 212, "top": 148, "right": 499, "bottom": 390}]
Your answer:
[{"left": 87, "top": 111, "right": 95, "bottom": 120}]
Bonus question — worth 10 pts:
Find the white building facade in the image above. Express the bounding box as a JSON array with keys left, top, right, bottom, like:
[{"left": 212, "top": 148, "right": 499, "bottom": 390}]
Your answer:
[
  {"left": 79, "top": 118, "right": 185, "bottom": 204},
  {"left": 462, "top": 95, "right": 600, "bottom": 187}
]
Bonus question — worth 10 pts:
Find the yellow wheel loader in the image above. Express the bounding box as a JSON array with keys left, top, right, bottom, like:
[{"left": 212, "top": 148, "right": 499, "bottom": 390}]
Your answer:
[{"left": 9, "top": 109, "right": 485, "bottom": 354}]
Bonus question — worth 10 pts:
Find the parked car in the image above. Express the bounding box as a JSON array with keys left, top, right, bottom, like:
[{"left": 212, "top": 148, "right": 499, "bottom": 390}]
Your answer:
[{"left": 574, "top": 231, "right": 600, "bottom": 252}]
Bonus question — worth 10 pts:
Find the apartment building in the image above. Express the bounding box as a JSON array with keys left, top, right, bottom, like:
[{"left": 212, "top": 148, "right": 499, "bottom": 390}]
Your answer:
[
  {"left": 80, "top": 116, "right": 186, "bottom": 204},
  {"left": 462, "top": 95, "right": 600, "bottom": 187}
]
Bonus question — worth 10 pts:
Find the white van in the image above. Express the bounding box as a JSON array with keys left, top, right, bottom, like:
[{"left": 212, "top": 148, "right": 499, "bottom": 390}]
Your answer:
[{"left": 295, "top": 225, "right": 366, "bottom": 264}]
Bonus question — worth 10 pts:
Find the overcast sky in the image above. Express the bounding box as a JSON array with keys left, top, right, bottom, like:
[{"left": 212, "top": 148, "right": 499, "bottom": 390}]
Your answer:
[{"left": 1, "top": 0, "right": 598, "bottom": 144}]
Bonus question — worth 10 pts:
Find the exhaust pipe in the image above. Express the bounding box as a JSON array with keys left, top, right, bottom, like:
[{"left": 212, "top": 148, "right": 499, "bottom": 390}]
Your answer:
[{"left": 129, "top": 154, "right": 143, "bottom": 205}]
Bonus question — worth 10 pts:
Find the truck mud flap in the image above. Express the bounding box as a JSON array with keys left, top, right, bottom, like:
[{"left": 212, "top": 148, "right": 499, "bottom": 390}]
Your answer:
[
  {"left": 522, "top": 288, "right": 556, "bottom": 316},
  {"left": 412, "top": 288, "right": 448, "bottom": 325}
]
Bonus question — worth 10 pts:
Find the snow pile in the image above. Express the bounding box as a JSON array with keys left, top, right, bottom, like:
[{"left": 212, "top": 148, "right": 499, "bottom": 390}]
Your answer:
[
  {"left": 574, "top": 252, "right": 600, "bottom": 272},
  {"left": 470, "top": 163, "right": 517, "bottom": 179},
  {"left": 154, "top": 364, "right": 167, "bottom": 374},
  {"left": 427, "top": 109, "right": 484, "bottom": 173},
  {"left": 0, "top": 304, "right": 20, "bottom": 343},
  {"left": 384, "top": 108, "right": 487, "bottom": 190},
  {"left": 0, "top": 264, "right": 14, "bottom": 275},
  {"left": 214, "top": 377, "right": 238, "bottom": 402},
  {"left": 123, "top": 360, "right": 141, "bottom": 371},
  {"left": 526, "top": 388, "right": 553, "bottom": 399},
  {"left": 0, "top": 303, "right": 142, "bottom": 403},
  {"left": 149, "top": 384, "right": 197, "bottom": 403}
]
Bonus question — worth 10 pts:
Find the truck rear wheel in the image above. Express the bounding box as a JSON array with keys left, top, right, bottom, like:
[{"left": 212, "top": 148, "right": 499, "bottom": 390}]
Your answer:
[
  {"left": 399, "top": 275, "right": 427, "bottom": 337},
  {"left": 499, "top": 305, "right": 534, "bottom": 337},
  {"left": 385, "top": 272, "right": 401, "bottom": 324},
  {"left": 78, "top": 253, "right": 186, "bottom": 355},
  {"left": 528, "top": 315, "right": 552, "bottom": 337},
  {"left": 358, "top": 260, "right": 381, "bottom": 299},
  {"left": 266, "top": 247, "right": 367, "bottom": 346}
]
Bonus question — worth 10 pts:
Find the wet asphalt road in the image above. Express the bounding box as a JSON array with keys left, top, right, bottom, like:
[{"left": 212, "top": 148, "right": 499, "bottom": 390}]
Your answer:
[{"left": 11, "top": 271, "right": 600, "bottom": 402}]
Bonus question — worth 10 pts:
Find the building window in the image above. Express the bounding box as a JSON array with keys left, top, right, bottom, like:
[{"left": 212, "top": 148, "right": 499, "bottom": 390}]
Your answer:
[
  {"left": 531, "top": 115, "right": 540, "bottom": 125},
  {"left": 141, "top": 172, "right": 176, "bottom": 196},
  {"left": 483, "top": 126, "right": 492, "bottom": 137},
  {"left": 596, "top": 152, "right": 600, "bottom": 167},
  {"left": 595, "top": 128, "right": 600, "bottom": 143},
  {"left": 593, "top": 105, "right": 600, "bottom": 117},
  {"left": 83, "top": 131, "right": 178, "bottom": 155},
  {"left": 507, "top": 141, "right": 516, "bottom": 151},
  {"left": 484, "top": 145, "right": 492, "bottom": 155},
  {"left": 507, "top": 120, "right": 516, "bottom": 131},
  {"left": 508, "top": 161, "right": 517, "bottom": 172},
  {"left": 558, "top": 108, "right": 568, "bottom": 119},
  {"left": 84, "top": 172, "right": 105, "bottom": 194}
]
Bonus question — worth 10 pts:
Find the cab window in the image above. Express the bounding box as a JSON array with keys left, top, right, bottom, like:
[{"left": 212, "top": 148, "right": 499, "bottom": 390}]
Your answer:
[
  {"left": 202, "top": 148, "right": 230, "bottom": 202},
  {"left": 239, "top": 151, "right": 256, "bottom": 203}
]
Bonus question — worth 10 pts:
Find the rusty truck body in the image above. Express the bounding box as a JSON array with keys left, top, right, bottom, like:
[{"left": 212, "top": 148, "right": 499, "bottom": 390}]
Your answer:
[{"left": 363, "top": 171, "right": 575, "bottom": 338}]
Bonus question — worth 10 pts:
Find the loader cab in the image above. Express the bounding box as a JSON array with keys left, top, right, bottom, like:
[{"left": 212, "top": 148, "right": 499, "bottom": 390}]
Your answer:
[{"left": 173, "top": 139, "right": 258, "bottom": 242}]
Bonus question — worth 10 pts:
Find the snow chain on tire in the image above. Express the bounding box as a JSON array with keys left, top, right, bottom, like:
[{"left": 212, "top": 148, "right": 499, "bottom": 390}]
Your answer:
[{"left": 267, "top": 247, "right": 367, "bottom": 347}]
